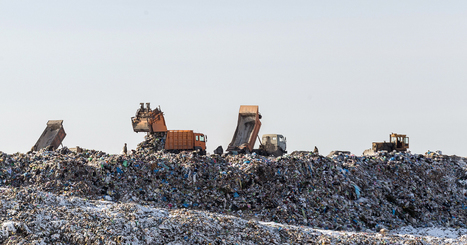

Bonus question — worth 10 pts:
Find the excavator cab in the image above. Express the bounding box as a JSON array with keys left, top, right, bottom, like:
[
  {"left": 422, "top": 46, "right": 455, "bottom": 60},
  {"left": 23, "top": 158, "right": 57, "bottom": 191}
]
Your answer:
[{"left": 390, "top": 133, "right": 409, "bottom": 151}]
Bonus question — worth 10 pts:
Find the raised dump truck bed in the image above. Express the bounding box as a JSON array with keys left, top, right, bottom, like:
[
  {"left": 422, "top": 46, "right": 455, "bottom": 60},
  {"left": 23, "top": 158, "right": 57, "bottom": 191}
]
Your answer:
[
  {"left": 32, "top": 120, "right": 66, "bottom": 151},
  {"left": 227, "top": 105, "right": 262, "bottom": 153}
]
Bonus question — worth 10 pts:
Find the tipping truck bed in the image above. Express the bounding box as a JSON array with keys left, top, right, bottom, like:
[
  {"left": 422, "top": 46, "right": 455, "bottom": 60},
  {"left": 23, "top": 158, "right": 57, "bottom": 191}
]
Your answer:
[
  {"left": 32, "top": 120, "right": 66, "bottom": 151},
  {"left": 227, "top": 105, "right": 262, "bottom": 153}
]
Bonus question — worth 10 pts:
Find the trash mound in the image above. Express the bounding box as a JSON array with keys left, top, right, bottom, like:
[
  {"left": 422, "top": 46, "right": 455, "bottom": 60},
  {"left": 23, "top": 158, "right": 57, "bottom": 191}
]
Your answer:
[
  {"left": 0, "top": 148, "right": 467, "bottom": 243},
  {"left": 0, "top": 187, "right": 466, "bottom": 245},
  {"left": 136, "top": 133, "right": 166, "bottom": 154}
]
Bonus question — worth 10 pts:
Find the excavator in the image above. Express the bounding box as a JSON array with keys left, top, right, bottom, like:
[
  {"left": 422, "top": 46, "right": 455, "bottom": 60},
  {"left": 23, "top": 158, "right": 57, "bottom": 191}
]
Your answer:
[{"left": 131, "top": 103, "right": 207, "bottom": 154}]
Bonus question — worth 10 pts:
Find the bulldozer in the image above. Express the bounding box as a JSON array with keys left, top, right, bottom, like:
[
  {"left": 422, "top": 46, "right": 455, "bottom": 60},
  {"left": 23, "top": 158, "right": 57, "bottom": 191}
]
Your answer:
[
  {"left": 131, "top": 103, "right": 207, "bottom": 154},
  {"left": 363, "top": 133, "right": 409, "bottom": 156}
]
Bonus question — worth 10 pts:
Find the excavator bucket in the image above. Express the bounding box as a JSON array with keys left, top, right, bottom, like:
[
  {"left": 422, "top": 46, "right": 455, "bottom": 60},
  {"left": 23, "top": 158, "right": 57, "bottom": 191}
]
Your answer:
[
  {"left": 131, "top": 103, "right": 167, "bottom": 133},
  {"left": 32, "top": 120, "right": 66, "bottom": 151}
]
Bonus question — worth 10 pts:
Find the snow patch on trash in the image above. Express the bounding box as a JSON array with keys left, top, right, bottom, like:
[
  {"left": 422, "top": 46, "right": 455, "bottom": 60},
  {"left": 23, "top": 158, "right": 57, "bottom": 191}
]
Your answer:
[{"left": 391, "top": 225, "right": 467, "bottom": 239}]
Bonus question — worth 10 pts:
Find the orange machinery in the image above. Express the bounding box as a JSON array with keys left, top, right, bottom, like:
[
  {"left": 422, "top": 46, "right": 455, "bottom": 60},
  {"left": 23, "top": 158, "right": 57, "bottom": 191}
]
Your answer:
[
  {"left": 165, "top": 130, "right": 206, "bottom": 153},
  {"left": 131, "top": 103, "right": 207, "bottom": 154}
]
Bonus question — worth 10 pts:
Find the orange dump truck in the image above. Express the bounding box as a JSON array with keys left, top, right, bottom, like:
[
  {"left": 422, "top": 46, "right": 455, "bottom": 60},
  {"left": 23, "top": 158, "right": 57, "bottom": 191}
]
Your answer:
[{"left": 132, "top": 103, "right": 207, "bottom": 154}]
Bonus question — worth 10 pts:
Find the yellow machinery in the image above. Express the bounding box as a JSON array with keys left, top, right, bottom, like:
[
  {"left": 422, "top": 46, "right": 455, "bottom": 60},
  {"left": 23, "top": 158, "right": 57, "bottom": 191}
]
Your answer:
[{"left": 368, "top": 133, "right": 409, "bottom": 154}]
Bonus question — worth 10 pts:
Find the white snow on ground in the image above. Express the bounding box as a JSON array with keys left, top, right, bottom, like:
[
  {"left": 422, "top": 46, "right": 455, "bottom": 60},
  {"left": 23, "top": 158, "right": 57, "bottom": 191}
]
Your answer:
[
  {"left": 262, "top": 220, "right": 467, "bottom": 241},
  {"left": 391, "top": 225, "right": 467, "bottom": 239}
]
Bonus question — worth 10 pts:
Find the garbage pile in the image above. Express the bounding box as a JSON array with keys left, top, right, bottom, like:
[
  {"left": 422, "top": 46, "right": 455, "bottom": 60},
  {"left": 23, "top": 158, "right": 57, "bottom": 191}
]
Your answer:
[
  {"left": 0, "top": 148, "right": 467, "bottom": 244},
  {"left": 2, "top": 187, "right": 466, "bottom": 244},
  {"left": 136, "top": 133, "right": 166, "bottom": 154}
]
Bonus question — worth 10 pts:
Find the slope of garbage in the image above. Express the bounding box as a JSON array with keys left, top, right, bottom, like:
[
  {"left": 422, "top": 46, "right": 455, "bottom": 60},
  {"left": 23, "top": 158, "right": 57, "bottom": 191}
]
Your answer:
[{"left": 0, "top": 146, "right": 467, "bottom": 244}]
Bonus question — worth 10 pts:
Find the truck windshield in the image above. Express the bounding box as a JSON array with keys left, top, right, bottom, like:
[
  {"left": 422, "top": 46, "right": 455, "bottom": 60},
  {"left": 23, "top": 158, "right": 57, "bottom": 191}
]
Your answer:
[{"left": 199, "top": 136, "right": 205, "bottom": 142}]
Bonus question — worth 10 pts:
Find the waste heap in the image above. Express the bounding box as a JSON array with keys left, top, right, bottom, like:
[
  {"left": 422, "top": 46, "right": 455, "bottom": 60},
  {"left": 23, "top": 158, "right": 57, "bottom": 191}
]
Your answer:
[
  {"left": 3, "top": 187, "right": 465, "bottom": 244},
  {"left": 0, "top": 148, "right": 467, "bottom": 244},
  {"left": 136, "top": 133, "right": 166, "bottom": 154}
]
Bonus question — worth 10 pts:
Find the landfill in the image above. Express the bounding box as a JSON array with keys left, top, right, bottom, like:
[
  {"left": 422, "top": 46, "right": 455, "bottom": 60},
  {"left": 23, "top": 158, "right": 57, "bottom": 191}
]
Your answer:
[{"left": 0, "top": 145, "right": 467, "bottom": 244}]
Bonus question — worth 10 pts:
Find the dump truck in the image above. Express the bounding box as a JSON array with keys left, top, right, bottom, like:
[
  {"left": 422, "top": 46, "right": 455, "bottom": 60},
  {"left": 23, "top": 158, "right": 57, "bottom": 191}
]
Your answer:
[
  {"left": 227, "top": 105, "right": 286, "bottom": 156},
  {"left": 131, "top": 103, "right": 207, "bottom": 154},
  {"left": 363, "top": 133, "right": 409, "bottom": 155},
  {"left": 32, "top": 120, "right": 66, "bottom": 151}
]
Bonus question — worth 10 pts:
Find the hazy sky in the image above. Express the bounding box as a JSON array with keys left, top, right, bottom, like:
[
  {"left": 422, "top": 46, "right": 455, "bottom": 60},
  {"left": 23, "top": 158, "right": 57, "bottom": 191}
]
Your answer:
[{"left": 1, "top": 1, "right": 467, "bottom": 156}]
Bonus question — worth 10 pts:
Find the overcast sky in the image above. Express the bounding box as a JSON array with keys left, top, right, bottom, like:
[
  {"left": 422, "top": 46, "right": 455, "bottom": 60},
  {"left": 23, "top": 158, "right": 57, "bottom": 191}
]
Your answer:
[{"left": 1, "top": 1, "right": 467, "bottom": 156}]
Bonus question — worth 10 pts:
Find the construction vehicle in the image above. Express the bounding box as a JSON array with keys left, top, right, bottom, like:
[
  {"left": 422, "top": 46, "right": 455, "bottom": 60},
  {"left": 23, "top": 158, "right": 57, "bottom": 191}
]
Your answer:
[
  {"left": 363, "top": 133, "right": 409, "bottom": 155},
  {"left": 227, "top": 105, "right": 286, "bottom": 156},
  {"left": 32, "top": 120, "right": 66, "bottom": 151},
  {"left": 132, "top": 103, "right": 167, "bottom": 133},
  {"left": 131, "top": 103, "right": 207, "bottom": 154}
]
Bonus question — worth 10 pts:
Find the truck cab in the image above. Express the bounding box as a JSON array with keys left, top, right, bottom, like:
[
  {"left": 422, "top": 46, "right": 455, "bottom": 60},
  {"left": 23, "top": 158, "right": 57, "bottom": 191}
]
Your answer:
[
  {"left": 261, "top": 134, "right": 287, "bottom": 156},
  {"left": 194, "top": 133, "right": 207, "bottom": 152},
  {"left": 390, "top": 133, "right": 409, "bottom": 151}
]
